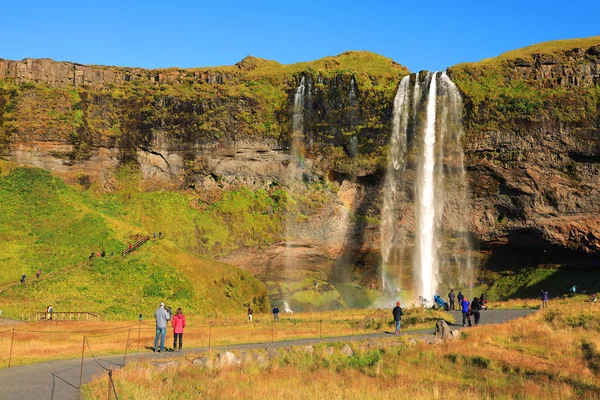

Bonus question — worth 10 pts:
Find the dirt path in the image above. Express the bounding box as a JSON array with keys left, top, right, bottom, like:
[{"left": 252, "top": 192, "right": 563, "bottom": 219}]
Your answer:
[{"left": 0, "top": 309, "right": 536, "bottom": 400}]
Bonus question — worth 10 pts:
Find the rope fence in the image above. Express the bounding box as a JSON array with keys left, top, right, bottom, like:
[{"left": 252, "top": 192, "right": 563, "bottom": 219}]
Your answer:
[{"left": 0, "top": 314, "right": 403, "bottom": 372}]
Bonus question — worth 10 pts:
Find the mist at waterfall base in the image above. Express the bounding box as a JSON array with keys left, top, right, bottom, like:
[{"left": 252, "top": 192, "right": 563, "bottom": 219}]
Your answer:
[{"left": 378, "top": 72, "right": 474, "bottom": 307}]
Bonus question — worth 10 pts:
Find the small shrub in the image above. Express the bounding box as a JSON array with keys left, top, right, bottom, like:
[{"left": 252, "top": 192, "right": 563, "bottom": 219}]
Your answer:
[{"left": 470, "top": 355, "right": 491, "bottom": 369}]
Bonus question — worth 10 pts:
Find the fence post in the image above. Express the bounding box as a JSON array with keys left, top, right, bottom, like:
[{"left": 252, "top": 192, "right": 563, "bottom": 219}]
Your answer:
[
  {"left": 320, "top": 320, "right": 322, "bottom": 339},
  {"left": 271, "top": 320, "right": 274, "bottom": 343},
  {"left": 208, "top": 322, "right": 213, "bottom": 351},
  {"left": 107, "top": 370, "right": 112, "bottom": 400},
  {"left": 138, "top": 319, "right": 142, "bottom": 351},
  {"left": 124, "top": 328, "right": 132, "bottom": 364},
  {"left": 80, "top": 336, "right": 86, "bottom": 388},
  {"left": 8, "top": 328, "right": 14, "bottom": 368}
]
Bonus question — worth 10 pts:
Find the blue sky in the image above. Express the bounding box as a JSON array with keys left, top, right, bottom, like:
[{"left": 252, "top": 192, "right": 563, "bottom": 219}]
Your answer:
[{"left": 1, "top": 0, "right": 599, "bottom": 72}]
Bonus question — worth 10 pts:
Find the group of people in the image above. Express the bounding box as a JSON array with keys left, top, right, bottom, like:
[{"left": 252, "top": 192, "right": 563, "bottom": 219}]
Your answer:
[
  {"left": 89, "top": 250, "right": 114, "bottom": 259},
  {"left": 447, "top": 290, "right": 487, "bottom": 312},
  {"left": 459, "top": 296, "right": 484, "bottom": 327},
  {"left": 19, "top": 269, "right": 45, "bottom": 285},
  {"left": 154, "top": 302, "right": 186, "bottom": 353}
]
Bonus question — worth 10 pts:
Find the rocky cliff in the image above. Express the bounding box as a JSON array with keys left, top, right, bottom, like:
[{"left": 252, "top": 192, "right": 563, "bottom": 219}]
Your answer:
[
  {"left": 449, "top": 38, "right": 600, "bottom": 269},
  {"left": 1, "top": 38, "right": 599, "bottom": 285}
]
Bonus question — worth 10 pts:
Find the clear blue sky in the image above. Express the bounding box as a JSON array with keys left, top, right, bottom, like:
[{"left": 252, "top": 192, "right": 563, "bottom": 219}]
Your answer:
[{"left": 1, "top": 0, "right": 599, "bottom": 72}]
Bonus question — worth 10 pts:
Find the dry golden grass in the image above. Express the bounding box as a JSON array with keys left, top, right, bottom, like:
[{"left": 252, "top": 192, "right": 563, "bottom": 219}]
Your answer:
[
  {"left": 82, "top": 301, "right": 600, "bottom": 399},
  {"left": 0, "top": 307, "right": 449, "bottom": 368}
]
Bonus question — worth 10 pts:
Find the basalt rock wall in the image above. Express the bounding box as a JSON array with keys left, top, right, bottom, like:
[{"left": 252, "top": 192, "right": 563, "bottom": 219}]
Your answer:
[{"left": 1, "top": 40, "right": 600, "bottom": 269}]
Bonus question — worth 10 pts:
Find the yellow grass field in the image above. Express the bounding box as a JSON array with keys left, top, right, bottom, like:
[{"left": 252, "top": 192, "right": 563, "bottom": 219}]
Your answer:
[
  {"left": 81, "top": 300, "right": 600, "bottom": 400},
  {"left": 0, "top": 307, "right": 449, "bottom": 368}
]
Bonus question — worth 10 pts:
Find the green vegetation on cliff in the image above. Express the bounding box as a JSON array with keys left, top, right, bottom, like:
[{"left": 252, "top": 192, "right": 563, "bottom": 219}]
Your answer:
[
  {"left": 0, "top": 51, "right": 408, "bottom": 176},
  {"left": 0, "top": 161, "right": 270, "bottom": 319},
  {"left": 449, "top": 36, "right": 600, "bottom": 130}
]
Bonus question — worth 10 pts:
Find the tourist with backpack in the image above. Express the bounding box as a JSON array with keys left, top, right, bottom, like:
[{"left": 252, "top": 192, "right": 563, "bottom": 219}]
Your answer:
[{"left": 247, "top": 306, "right": 253, "bottom": 322}]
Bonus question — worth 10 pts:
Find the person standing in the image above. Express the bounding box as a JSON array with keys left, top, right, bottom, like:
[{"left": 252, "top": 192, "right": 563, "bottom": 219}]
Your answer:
[
  {"left": 448, "top": 290, "right": 456, "bottom": 311},
  {"left": 272, "top": 305, "right": 280, "bottom": 322},
  {"left": 247, "top": 306, "right": 253, "bottom": 322},
  {"left": 154, "top": 302, "right": 170, "bottom": 352},
  {"left": 457, "top": 291, "right": 464, "bottom": 308},
  {"left": 46, "top": 305, "right": 53, "bottom": 320},
  {"left": 570, "top": 285, "right": 577, "bottom": 297},
  {"left": 471, "top": 296, "right": 481, "bottom": 326},
  {"left": 461, "top": 297, "right": 472, "bottom": 327},
  {"left": 392, "top": 301, "right": 403, "bottom": 334},
  {"left": 541, "top": 289, "right": 549, "bottom": 309},
  {"left": 20, "top": 273, "right": 26, "bottom": 285},
  {"left": 171, "top": 308, "right": 186, "bottom": 352},
  {"left": 36, "top": 269, "right": 41, "bottom": 279}
]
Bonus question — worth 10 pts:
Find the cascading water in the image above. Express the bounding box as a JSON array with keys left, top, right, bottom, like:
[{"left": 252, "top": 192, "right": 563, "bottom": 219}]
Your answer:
[
  {"left": 416, "top": 72, "right": 439, "bottom": 299},
  {"left": 381, "top": 72, "right": 472, "bottom": 303},
  {"left": 381, "top": 76, "right": 410, "bottom": 295},
  {"left": 291, "top": 76, "right": 306, "bottom": 161}
]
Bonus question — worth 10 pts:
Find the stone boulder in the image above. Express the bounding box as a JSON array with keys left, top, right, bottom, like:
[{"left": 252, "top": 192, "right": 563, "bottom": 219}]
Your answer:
[
  {"left": 340, "top": 344, "right": 354, "bottom": 357},
  {"left": 215, "top": 351, "right": 240, "bottom": 368},
  {"left": 323, "top": 346, "right": 335, "bottom": 356},
  {"left": 192, "top": 357, "right": 211, "bottom": 368}
]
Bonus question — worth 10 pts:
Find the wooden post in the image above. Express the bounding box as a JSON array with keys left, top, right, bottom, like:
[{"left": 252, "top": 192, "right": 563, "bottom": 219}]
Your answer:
[
  {"left": 124, "top": 328, "right": 132, "bottom": 364},
  {"left": 271, "top": 320, "right": 274, "bottom": 343},
  {"left": 137, "top": 320, "right": 141, "bottom": 351},
  {"left": 8, "top": 329, "right": 14, "bottom": 368},
  {"left": 208, "top": 322, "right": 213, "bottom": 351},
  {"left": 107, "top": 370, "right": 111, "bottom": 400},
  {"left": 79, "top": 336, "right": 86, "bottom": 388},
  {"left": 320, "top": 319, "right": 322, "bottom": 339}
]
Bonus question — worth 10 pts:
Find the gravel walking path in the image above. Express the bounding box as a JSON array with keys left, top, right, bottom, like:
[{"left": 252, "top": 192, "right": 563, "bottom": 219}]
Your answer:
[{"left": 0, "top": 309, "right": 536, "bottom": 400}]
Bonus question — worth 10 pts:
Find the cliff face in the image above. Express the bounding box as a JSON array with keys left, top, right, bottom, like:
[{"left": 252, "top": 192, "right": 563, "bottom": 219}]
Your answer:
[
  {"left": 1, "top": 39, "right": 599, "bottom": 276},
  {"left": 448, "top": 39, "right": 600, "bottom": 264}
]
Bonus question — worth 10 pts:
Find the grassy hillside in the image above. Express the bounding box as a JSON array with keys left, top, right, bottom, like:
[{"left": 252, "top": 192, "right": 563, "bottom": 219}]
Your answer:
[
  {"left": 0, "top": 161, "right": 269, "bottom": 319},
  {"left": 484, "top": 267, "right": 600, "bottom": 302}
]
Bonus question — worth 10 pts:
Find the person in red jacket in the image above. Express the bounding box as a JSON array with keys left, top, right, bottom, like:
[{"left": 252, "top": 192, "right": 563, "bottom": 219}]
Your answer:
[{"left": 171, "top": 308, "right": 186, "bottom": 351}]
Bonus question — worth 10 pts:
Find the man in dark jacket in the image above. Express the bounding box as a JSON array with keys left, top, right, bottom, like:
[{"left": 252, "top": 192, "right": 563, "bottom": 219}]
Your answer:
[
  {"left": 448, "top": 290, "right": 456, "bottom": 311},
  {"left": 541, "top": 289, "right": 549, "bottom": 309},
  {"left": 392, "top": 301, "right": 403, "bottom": 334},
  {"left": 471, "top": 296, "right": 481, "bottom": 326},
  {"left": 457, "top": 291, "right": 464, "bottom": 307},
  {"left": 272, "top": 305, "right": 280, "bottom": 322}
]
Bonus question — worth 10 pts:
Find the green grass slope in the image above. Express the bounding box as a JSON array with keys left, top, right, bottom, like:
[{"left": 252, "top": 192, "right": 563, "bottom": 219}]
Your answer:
[{"left": 0, "top": 161, "right": 269, "bottom": 319}]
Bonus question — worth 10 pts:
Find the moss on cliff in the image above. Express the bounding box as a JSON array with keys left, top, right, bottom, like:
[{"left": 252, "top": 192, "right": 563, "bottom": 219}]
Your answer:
[{"left": 449, "top": 36, "right": 600, "bottom": 130}]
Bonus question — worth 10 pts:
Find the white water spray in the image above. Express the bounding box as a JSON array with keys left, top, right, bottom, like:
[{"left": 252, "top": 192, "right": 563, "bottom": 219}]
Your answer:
[
  {"left": 292, "top": 76, "right": 306, "bottom": 160},
  {"left": 416, "top": 73, "right": 439, "bottom": 299},
  {"left": 381, "top": 76, "right": 410, "bottom": 293}
]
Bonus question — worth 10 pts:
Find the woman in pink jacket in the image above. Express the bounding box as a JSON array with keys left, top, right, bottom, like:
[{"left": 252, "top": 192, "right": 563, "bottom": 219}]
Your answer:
[{"left": 171, "top": 308, "right": 186, "bottom": 351}]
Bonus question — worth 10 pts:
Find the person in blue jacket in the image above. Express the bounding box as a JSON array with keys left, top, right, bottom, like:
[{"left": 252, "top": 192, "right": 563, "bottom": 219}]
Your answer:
[{"left": 461, "top": 297, "right": 472, "bottom": 327}]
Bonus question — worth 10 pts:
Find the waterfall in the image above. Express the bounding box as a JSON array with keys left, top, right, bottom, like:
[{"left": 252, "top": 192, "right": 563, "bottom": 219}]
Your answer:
[
  {"left": 381, "top": 72, "right": 472, "bottom": 302},
  {"left": 349, "top": 77, "right": 357, "bottom": 104},
  {"left": 439, "top": 72, "right": 475, "bottom": 295},
  {"left": 416, "top": 73, "right": 439, "bottom": 299},
  {"left": 381, "top": 76, "right": 410, "bottom": 293},
  {"left": 285, "top": 76, "right": 308, "bottom": 278},
  {"left": 292, "top": 76, "right": 306, "bottom": 161}
]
